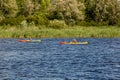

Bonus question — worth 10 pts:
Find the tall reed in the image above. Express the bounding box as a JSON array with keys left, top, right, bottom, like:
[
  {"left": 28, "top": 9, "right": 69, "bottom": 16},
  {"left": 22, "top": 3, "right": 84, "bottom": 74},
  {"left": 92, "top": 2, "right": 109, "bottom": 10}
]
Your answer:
[{"left": 0, "top": 26, "right": 119, "bottom": 38}]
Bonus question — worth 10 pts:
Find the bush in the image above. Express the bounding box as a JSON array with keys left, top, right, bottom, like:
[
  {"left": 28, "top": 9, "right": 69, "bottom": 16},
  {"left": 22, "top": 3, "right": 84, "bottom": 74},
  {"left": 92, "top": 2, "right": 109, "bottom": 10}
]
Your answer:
[
  {"left": 77, "top": 21, "right": 109, "bottom": 26},
  {"left": 27, "top": 12, "right": 48, "bottom": 26},
  {"left": 19, "top": 20, "right": 27, "bottom": 29},
  {"left": 48, "top": 20, "right": 67, "bottom": 29},
  {"left": 116, "top": 19, "right": 120, "bottom": 27},
  {"left": 0, "top": 15, "right": 25, "bottom": 26},
  {"left": 65, "top": 19, "right": 76, "bottom": 26},
  {"left": 0, "top": 14, "right": 5, "bottom": 23}
]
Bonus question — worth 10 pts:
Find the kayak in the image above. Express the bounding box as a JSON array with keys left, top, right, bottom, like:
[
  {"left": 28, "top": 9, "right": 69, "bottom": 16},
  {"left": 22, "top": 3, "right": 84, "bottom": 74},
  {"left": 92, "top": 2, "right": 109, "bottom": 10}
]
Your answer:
[
  {"left": 59, "top": 41, "right": 88, "bottom": 45},
  {"left": 18, "top": 40, "right": 41, "bottom": 42}
]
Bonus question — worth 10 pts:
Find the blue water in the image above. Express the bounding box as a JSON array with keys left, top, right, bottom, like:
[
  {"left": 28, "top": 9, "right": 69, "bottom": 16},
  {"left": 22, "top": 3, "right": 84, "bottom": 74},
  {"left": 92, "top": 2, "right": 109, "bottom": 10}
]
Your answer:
[{"left": 0, "top": 38, "right": 120, "bottom": 80}]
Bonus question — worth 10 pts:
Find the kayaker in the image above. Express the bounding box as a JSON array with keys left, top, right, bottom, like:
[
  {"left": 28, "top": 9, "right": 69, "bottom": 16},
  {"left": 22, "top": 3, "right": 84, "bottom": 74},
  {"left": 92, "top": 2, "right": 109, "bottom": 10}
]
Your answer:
[
  {"left": 29, "top": 37, "right": 32, "bottom": 40},
  {"left": 73, "top": 38, "right": 77, "bottom": 43}
]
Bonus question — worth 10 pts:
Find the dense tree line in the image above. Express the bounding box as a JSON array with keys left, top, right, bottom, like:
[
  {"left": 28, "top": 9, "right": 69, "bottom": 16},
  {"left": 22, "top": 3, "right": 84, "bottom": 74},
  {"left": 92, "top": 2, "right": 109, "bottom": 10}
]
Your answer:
[{"left": 0, "top": 0, "right": 120, "bottom": 27}]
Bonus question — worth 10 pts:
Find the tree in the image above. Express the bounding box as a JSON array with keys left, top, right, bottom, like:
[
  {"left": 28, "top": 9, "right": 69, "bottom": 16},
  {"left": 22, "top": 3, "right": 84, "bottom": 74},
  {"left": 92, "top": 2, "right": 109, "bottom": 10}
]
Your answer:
[
  {"left": 23, "top": 0, "right": 34, "bottom": 17},
  {"left": 85, "top": 0, "right": 120, "bottom": 25},
  {"left": 40, "top": 0, "right": 50, "bottom": 11},
  {"left": 84, "top": 0, "right": 95, "bottom": 21},
  {"left": 0, "top": 11, "right": 5, "bottom": 22},
  {"left": 0, "top": 0, "right": 18, "bottom": 17},
  {"left": 48, "top": 0, "right": 85, "bottom": 25}
]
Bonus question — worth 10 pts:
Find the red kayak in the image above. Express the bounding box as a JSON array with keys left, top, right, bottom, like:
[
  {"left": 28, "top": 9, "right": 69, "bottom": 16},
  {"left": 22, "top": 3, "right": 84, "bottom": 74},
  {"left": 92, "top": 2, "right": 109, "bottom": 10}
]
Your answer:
[{"left": 18, "top": 40, "right": 31, "bottom": 42}]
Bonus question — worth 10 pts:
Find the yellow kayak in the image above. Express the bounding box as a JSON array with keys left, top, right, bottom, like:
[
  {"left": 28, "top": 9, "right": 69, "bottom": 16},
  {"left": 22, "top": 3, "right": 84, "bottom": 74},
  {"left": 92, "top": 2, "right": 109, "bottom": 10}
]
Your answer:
[{"left": 59, "top": 41, "right": 88, "bottom": 44}]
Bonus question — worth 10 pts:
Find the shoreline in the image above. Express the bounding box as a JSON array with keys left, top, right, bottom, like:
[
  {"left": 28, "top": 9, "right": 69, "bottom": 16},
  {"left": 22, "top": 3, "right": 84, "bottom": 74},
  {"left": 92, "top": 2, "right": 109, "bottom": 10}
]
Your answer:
[{"left": 0, "top": 26, "right": 120, "bottom": 38}]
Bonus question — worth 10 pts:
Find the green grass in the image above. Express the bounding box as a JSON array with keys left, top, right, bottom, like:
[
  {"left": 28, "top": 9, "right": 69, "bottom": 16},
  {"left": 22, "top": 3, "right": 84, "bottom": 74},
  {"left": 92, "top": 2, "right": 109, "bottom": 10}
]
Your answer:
[{"left": 0, "top": 25, "right": 120, "bottom": 38}]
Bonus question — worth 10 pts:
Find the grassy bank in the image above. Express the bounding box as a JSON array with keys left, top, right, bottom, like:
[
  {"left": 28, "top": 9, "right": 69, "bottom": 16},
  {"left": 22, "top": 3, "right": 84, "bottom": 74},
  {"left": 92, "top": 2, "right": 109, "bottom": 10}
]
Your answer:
[{"left": 0, "top": 26, "right": 120, "bottom": 38}]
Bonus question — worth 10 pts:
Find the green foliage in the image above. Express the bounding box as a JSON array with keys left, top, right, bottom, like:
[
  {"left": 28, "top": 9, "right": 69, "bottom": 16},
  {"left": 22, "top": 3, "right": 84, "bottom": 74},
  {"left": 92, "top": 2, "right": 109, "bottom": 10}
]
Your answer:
[
  {"left": 116, "top": 19, "right": 120, "bottom": 27},
  {"left": 47, "top": 0, "right": 85, "bottom": 25},
  {"left": 48, "top": 20, "right": 67, "bottom": 29},
  {"left": 0, "top": 0, "right": 18, "bottom": 17},
  {"left": 16, "top": 0, "right": 26, "bottom": 15},
  {"left": 20, "top": 20, "right": 27, "bottom": 29},
  {"left": 65, "top": 19, "right": 76, "bottom": 26},
  {"left": 84, "top": 0, "right": 95, "bottom": 21},
  {"left": 23, "top": 0, "right": 34, "bottom": 16},
  {"left": 0, "top": 11, "right": 5, "bottom": 22},
  {"left": 0, "top": 26, "right": 119, "bottom": 38},
  {"left": 77, "top": 21, "right": 109, "bottom": 26},
  {"left": 0, "top": 15, "right": 25, "bottom": 26},
  {"left": 27, "top": 12, "right": 48, "bottom": 25},
  {"left": 84, "top": 0, "right": 120, "bottom": 25},
  {"left": 40, "top": 0, "right": 50, "bottom": 10},
  {"left": 0, "top": 0, "right": 120, "bottom": 27}
]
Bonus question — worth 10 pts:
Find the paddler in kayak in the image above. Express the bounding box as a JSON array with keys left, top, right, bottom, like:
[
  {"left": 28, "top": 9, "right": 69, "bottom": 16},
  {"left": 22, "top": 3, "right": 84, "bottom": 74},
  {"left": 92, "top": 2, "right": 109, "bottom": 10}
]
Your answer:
[
  {"left": 29, "top": 37, "right": 32, "bottom": 40},
  {"left": 72, "top": 38, "right": 78, "bottom": 43}
]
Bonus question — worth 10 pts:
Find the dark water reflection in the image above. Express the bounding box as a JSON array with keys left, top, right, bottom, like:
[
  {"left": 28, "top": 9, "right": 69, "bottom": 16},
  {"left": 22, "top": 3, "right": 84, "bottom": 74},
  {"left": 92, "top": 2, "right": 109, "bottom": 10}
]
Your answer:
[{"left": 0, "top": 38, "right": 120, "bottom": 80}]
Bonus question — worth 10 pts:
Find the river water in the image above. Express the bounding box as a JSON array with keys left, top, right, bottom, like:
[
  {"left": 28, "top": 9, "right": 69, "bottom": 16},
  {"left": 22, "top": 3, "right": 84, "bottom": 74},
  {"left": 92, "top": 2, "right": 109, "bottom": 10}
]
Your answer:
[{"left": 0, "top": 38, "right": 120, "bottom": 80}]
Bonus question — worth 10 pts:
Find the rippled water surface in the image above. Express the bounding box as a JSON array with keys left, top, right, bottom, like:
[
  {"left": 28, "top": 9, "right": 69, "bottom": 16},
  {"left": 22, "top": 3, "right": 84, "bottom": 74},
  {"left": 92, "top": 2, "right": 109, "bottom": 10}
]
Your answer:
[{"left": 0, "top": 38, "right": 120, "bottom": 80}]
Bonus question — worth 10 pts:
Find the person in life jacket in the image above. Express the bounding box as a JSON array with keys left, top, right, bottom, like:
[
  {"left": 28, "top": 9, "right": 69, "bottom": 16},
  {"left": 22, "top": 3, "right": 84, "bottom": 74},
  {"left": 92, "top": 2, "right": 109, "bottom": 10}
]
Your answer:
[{"left": 73, "top": 38, "right": 77, "bottom": 43}]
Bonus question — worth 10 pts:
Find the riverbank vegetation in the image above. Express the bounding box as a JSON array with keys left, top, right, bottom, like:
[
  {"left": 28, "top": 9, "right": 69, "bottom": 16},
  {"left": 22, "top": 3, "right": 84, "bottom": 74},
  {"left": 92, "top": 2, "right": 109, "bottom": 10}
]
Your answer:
[
  {"left": 0, "top": 25, "right": 119, "bottom": 38},
  {"left": 0, "top": 0, "right": 120, "bottom": 38}
]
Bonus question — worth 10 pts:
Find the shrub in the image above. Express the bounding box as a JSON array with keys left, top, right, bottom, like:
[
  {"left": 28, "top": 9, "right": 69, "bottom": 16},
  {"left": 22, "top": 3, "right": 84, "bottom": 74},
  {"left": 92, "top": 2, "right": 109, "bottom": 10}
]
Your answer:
[
  {"left": 48, "top": 20, "right": 67, "bottom": 29},
  {"left": 0, "top": 13, "right": 5, "bottom": 23},
  {"left": 0, "top": 15, "right": 25, "bottom": 26},
  {"left": 65, "top": 19, "right": 76, "bottom": 26},
  {"left": 116, "top": 19, "right": 120, "bottom": 27},
  {"left": 19, "top": 20, "right": 27, "bottom": 29},
  {"left": 77, "top": 21, "right": 109, "bottom": 26},
  {"left": 27, "top": 12, "right": 48, "bottom": 26}
]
